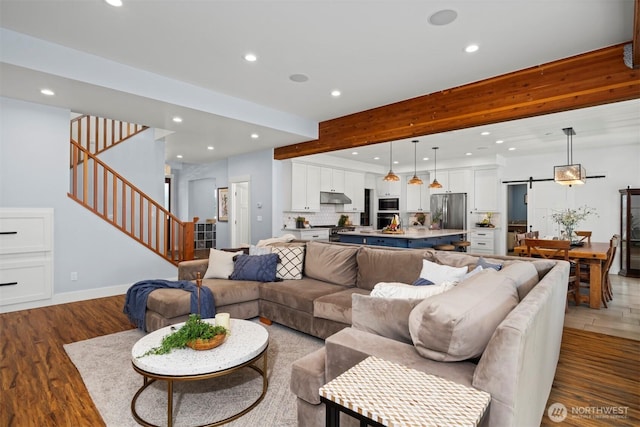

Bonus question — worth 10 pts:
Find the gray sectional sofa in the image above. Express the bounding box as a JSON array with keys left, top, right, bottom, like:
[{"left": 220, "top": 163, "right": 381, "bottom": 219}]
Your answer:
[{"left": 142, "top": 240, "right": 569, "bottom": 427}]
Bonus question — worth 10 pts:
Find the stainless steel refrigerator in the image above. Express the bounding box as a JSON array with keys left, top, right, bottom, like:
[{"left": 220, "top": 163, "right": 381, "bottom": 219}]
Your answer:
[{"left": 430, "top": 193, "right": 467, "bottom": 229}]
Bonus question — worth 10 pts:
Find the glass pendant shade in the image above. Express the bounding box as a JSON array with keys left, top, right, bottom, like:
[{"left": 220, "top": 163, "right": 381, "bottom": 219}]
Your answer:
[
  {"left": 383, "top": 142, "right": 400, "bottom": 181},
  {"left": 555, "top": 127, "right": 586, "bottom": 185},
  {"left": 429, "top": 146, "right": 442, "bottom": 188},
  {"left": 408, "top": 140, "right": 423, "bottom": 185}
]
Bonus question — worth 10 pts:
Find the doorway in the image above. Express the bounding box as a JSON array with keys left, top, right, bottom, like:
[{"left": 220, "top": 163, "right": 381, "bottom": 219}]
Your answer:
[
  {"left": 506, "top": 184, "right": 528, "bottom": 253},
  {"left": 230, "top": 180, "right": 250, "bottom": 247}
]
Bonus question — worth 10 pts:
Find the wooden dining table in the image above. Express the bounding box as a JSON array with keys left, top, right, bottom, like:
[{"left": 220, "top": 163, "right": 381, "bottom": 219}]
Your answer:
[{"left": 513, "top": 242, "right": 610, "bottom": 309}]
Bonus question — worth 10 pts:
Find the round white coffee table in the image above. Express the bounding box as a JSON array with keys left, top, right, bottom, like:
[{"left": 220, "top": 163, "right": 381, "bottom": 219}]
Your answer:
[{"left": 131, "top": 318, "right": 269, "bottom": 427}]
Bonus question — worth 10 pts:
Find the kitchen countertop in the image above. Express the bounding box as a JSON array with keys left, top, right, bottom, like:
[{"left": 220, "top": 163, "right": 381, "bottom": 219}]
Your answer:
[{"left": 338, "top": 229, "right": 467, "bottom": 239}]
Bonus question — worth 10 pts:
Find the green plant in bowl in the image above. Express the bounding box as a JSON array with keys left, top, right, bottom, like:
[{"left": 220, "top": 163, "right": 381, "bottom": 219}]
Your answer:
[{"left": 140, "top": 314, "right": 227, "bottom": 357}]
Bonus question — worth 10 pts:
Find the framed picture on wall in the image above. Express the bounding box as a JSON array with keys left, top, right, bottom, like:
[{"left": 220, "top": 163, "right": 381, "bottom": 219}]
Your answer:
[{"left": 217, "top": 187, "right": 229, "bottom": 222}]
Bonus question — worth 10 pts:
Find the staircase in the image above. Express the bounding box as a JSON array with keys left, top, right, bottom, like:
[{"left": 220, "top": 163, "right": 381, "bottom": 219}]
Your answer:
[{"left": 68, "top": 115, "right": 194, "bottom": 265}]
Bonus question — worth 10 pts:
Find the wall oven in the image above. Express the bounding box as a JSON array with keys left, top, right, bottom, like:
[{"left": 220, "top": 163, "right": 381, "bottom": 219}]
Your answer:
[
  {"left": 378, "top": 197, "right": 399, "bottom": 211},
  {"left": 376, "top": 213, "right": 396, "bottom": 230}
]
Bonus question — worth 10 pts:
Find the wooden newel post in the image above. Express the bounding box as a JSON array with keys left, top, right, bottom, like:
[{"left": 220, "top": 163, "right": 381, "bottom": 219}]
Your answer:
[{"left": 196, "top": 272, "right": 202, "bottom": 315}]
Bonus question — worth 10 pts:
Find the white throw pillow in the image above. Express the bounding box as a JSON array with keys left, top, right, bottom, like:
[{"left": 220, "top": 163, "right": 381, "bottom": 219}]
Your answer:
[
  {"left": 419, "top": 259, "right": 468, "bottom": 285},
  {"left": 203, "top": 249, "right": 244, "bottom": 279},
  {"left": 271, "top": 246, "right": 305, "bottom": 280},
  {"left": 370, "top": 281, "right": 455, "bottom": 299},
  {"left": 249, "top": 245, "right": 272, "bottom": 255}
]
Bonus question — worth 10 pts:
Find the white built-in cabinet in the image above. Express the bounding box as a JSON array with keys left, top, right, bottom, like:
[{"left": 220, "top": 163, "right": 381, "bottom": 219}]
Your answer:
[
  {"left": 0, "top": 208, "right": 53, "bottom": 306},
  {"left": 429, "top": 169, "right": 471, "bottom": 194},
  {"left": 320, "top": 167, "right": 345, "bottom": 193},
  {"left": 376, "top": 175, "right": 402, "bottom": 197},
  {"left": 405, "top": 174, "right": 430, "bottom": 212},
  {"left": 473, "top": 169, "right": 499, "bottom": 212},
  {"left": 290, "top": 163, "right": 321, "bottom": 212},
  {"left": 339, "top": 171, "right": 365, "bottom": 212},
  {"left": 469, "top": 228, "right": 498, "bottom": 255}
]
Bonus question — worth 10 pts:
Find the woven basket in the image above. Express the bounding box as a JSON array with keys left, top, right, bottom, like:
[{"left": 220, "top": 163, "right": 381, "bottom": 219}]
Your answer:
[{"left": 186, "top": 333, "right": 226, "bottom": 351}]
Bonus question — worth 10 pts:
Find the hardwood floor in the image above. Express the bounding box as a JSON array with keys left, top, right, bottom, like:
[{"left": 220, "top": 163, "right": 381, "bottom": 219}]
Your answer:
[{"left": 0, "top": 275, "right": 638, "bottom": 426}]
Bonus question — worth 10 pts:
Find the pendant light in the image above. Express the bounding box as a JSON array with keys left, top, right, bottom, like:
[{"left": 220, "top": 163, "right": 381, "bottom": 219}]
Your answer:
[
  {"left": 383, "top": 142, "right": 400, "bottom": 182},
  {"left": 554, "top": 127, "right": 586, "bottom": 186},
  {"left": 408, "top": 140, "right": 424, "bottom": 185},
  {"left": 429, "top": 146, "right": 443, "bottom": 188}
]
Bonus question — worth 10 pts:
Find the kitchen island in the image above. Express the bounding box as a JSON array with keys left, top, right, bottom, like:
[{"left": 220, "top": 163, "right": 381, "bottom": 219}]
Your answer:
[{"left": 337, "top": 228, "right": 467, "bottom": 249}]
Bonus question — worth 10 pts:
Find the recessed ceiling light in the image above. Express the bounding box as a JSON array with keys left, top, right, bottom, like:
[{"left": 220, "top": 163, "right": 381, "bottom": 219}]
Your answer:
[
  {"left": 176, "top": 154, "right": 183, "bottom": 158},
  {"left": 172, "top": 117, "right": 182, "bottom": 123},
  {"left": 428, "top": 9, "right": 458, "bottom": 26},
  {"left": 331, "top": 90, "right": 341, "bottom": 97},
  {"left": 508, "top": 147, "right": 516, "bottom": 151},
  {"left": 105, "top": 0, "right": 122, "bottom": 7},
  {"left": 351, "top": 151, "right": 358, "bottom": 155},
  {"left": 373, "top": 156, "right": 380, "bottom": 160},
  {"left": 393, "top": 161, "right": 399, "bottom": 165},
  {"left": 495, "top": 140, "right": 504, "bottom": 144},
  {"left": 40, "top": 88, "right": 55, "bottom": 96},
  {"left": 207, "top": 146, "right": 214, "bottom": 150},
  {"left": 244, "top": 53, "right": 257, "bottom": 62},
  {"left": 251, "top": 133, "right": 259, "bottom": 139},
  {"left": 422, "top": 157, "right": 429, "bottom": 161},
  {"left": 465, "top": 152, "right": 472, "bottom": 156},
  {"left": 289, "top": 74, "right": 309, "bottom": 83},
  {"left": 465, "top": 44, "right": 479, "bottom": 53},
  {"left": 480, "top": 131, "right": 490, "bottom": 136}
]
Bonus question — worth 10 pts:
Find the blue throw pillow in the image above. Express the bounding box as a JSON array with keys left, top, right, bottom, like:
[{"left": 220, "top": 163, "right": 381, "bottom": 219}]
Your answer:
[
  {"left": 412, "top": 277, "right": 435, "bottom": 286},
  {"left": 230, "top": 254, "right": 279, "bottom": 282},
  {"left": 478, "top": 257, "right": 503, "bottom": 271}
]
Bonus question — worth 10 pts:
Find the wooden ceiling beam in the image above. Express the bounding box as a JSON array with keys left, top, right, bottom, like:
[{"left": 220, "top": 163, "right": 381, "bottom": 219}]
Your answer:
[
  {"left": 634, "top": 0, "right": 640, "bottom": 69},
  {"left": 274, "top": 43, "right": 639, "bottom": 160}
]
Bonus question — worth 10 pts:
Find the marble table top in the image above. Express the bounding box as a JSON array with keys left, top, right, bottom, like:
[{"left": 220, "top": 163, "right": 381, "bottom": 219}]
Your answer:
[{"left": 131, "top": 318, "right": 268, "bottom": 376}]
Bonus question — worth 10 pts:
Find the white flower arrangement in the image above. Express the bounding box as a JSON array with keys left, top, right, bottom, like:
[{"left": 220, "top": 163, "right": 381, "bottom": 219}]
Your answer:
[{"left": 550, "top": 205, "right": 598, "bottom": 238}]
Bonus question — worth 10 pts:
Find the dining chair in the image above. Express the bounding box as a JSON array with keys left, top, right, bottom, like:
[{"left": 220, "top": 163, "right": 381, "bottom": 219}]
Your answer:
[
  {"left": 516, "top": 231, "right": 539, "bottom": 247},
  {"left": 575, "top": 231, "right": 592, "bottom": 244},
  {"left": 577, "top": 234, "right": 620, "bottom": 308},
  {"left": 523, "top": 238, "right": 579, "bottom": 311}
]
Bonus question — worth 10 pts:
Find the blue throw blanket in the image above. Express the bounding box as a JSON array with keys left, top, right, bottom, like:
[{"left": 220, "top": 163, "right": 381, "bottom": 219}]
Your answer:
[{"left": 123, "top": 279, "right": 215, "bottom": 331}]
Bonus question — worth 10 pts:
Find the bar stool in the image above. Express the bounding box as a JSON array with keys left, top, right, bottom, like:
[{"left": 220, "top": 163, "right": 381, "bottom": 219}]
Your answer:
[
  {"left": 434, "top": 244, "right": 455, "bottom": 251},
  {"left": 452, "top": 241, "right": 470, "bottom": 252}
]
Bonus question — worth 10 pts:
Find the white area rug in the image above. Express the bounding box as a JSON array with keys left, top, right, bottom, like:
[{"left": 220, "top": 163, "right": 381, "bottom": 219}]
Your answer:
[{"left": 64, "top": 321, "right": 323, "bottom": 426}]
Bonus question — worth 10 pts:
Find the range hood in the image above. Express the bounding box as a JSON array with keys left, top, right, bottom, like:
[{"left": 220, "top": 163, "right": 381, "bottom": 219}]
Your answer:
[{"left": 320, "top": 191, "right": 352, "bottom": 204}]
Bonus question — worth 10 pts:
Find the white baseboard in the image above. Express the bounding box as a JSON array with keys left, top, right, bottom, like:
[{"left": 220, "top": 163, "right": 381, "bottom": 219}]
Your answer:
[{"left": 0, "top": 276, "right": 178, "bottom": 314}]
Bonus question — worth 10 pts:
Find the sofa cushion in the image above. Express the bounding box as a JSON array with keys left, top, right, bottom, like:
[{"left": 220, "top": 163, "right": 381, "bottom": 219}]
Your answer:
[
  {"left": 147, "top": 279, "right": 260, "bottom": 318},
  {"left": 313, "top": 287, "right": 370, "bottom": 324},
  {"left": 272, "top": 246, "right": 305, "bottom": 280},
  {"left": 351, "top": 294, "right": 423, "bottom": 344},
  {"left": 499, "top": 261, "right": 540, "bottom": 300},
  {"left": 203, "top": 249, "right": 244, "bottom": 279},
  {"left": 290, "top": 347, "right": 326, "bottom": 405},
  {"left": 408, "top": 269, "right": 519, "bottom": 362},
  {"left": 229, "top": 253, "right": 279, "bottom": 282},
  {"left": 259, "top": 277, "right": 348, "bottom": 313},
  {"left": 370, "top": 281, "right": 455, "bottom": 299},
  {"left": 356, "top": 246, "right": 432, "bottom": 290},
  {"left": 304, "top": 241, "right": 359, "bottom": 286}
]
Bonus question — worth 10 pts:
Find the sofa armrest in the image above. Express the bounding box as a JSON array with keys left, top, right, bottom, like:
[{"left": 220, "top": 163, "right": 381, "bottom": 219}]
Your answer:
[
  {"left": 351, "top": 293, "right": 420, "bottom": 344},
  {"left": 178, "top": 259, "right": 209, "bottom": 280}
]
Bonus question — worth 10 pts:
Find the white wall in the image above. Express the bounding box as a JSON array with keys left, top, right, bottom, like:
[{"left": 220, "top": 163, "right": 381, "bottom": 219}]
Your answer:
[{"left": 0, "top": 97, "right": 176, "bottom": 312}]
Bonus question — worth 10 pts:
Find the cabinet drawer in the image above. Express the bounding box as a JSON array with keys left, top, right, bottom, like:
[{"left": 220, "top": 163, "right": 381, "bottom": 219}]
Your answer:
[
  {"left": 298, "top": 229, "right": 329, "bottom": 240},
  {"left": 470, "top": 240, "right": 494, "bottom": 250},
  {"left": 0, "top": 210, "right": 53, "bottom": 255},
  {"left": 0, "top": 257, "right": 52, "bottom": 305},
  {"left": 470, "top": 230, "right": 494, "bottom": 239}
]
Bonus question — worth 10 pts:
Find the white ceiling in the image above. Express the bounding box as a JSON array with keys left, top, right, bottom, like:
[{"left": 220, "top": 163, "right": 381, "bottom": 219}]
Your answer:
[{"left": 0, "top": 0, "right": 637, "bottom": 165}]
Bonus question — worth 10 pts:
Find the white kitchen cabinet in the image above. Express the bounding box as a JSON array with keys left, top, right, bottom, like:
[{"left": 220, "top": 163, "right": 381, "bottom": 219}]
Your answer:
[
  {"left": 469, "top": 228, "right": 497, "bottom": 255},
  {"left": 283, "top": 228, "right": 329, "bottom": 241},
  {"left": 339, "top": 171, "right": 365, "bottom": 212},
  {"left": 405, "top": 174, "right": 430, "bottom": 212},
  {"left": 473, "top": 168, "right": 499, "bottom": 212},
  {"left": 376, "top": 175, "right": 402, "bottom": 197},
  {"left": 429, "top": 169, "right": 471, "bottom": 194},
  {"left": 0, "top": 208, "right": 53, "bottom": 306},
  {"left": 320, "top": 167, "right": 345, "bottom": 193},
  {"left": 290, "top": 163, "right": 321, "bottom": 212}
]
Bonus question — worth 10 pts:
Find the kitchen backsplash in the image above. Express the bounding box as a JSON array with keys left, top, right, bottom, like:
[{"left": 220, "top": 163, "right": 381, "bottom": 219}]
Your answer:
[{"left": 282, "top": 205, "right": 361, "bottom": 229}]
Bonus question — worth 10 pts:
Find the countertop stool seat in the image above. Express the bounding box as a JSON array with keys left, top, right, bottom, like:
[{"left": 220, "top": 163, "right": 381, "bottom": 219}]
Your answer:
[
  {"left": 452, "top": 240, "right": 471, "bottom": 252},
  {"left": 434, "top": 244, "right": 455, "bottom": 251}
]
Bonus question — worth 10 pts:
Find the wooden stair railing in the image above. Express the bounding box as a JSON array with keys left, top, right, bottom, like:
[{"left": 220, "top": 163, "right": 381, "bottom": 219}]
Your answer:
[
  {"left": 70, "top": 115, "right": 149, "bottom": 166},
  {"left": 68, "top": 140, "right": 194, "bottom": 265}
]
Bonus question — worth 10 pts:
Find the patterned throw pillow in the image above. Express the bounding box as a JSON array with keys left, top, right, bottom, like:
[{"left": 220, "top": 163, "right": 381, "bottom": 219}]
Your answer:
[
  {"left": 229, "top": 254, "right": 279, "bottom": 282},
  {"left": 271, "top": 246, "right": 305, "bottom": 280}
]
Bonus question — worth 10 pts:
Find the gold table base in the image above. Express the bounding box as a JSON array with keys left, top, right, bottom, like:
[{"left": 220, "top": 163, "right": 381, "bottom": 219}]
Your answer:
[{"left": 131, "top": 346, "right": 268, "bottom": 427}]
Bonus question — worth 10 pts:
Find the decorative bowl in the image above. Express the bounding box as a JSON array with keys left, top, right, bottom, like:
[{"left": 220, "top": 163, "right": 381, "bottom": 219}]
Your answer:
[{"left": 186, "top": 333, "right": 227, "bottom": 351}]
